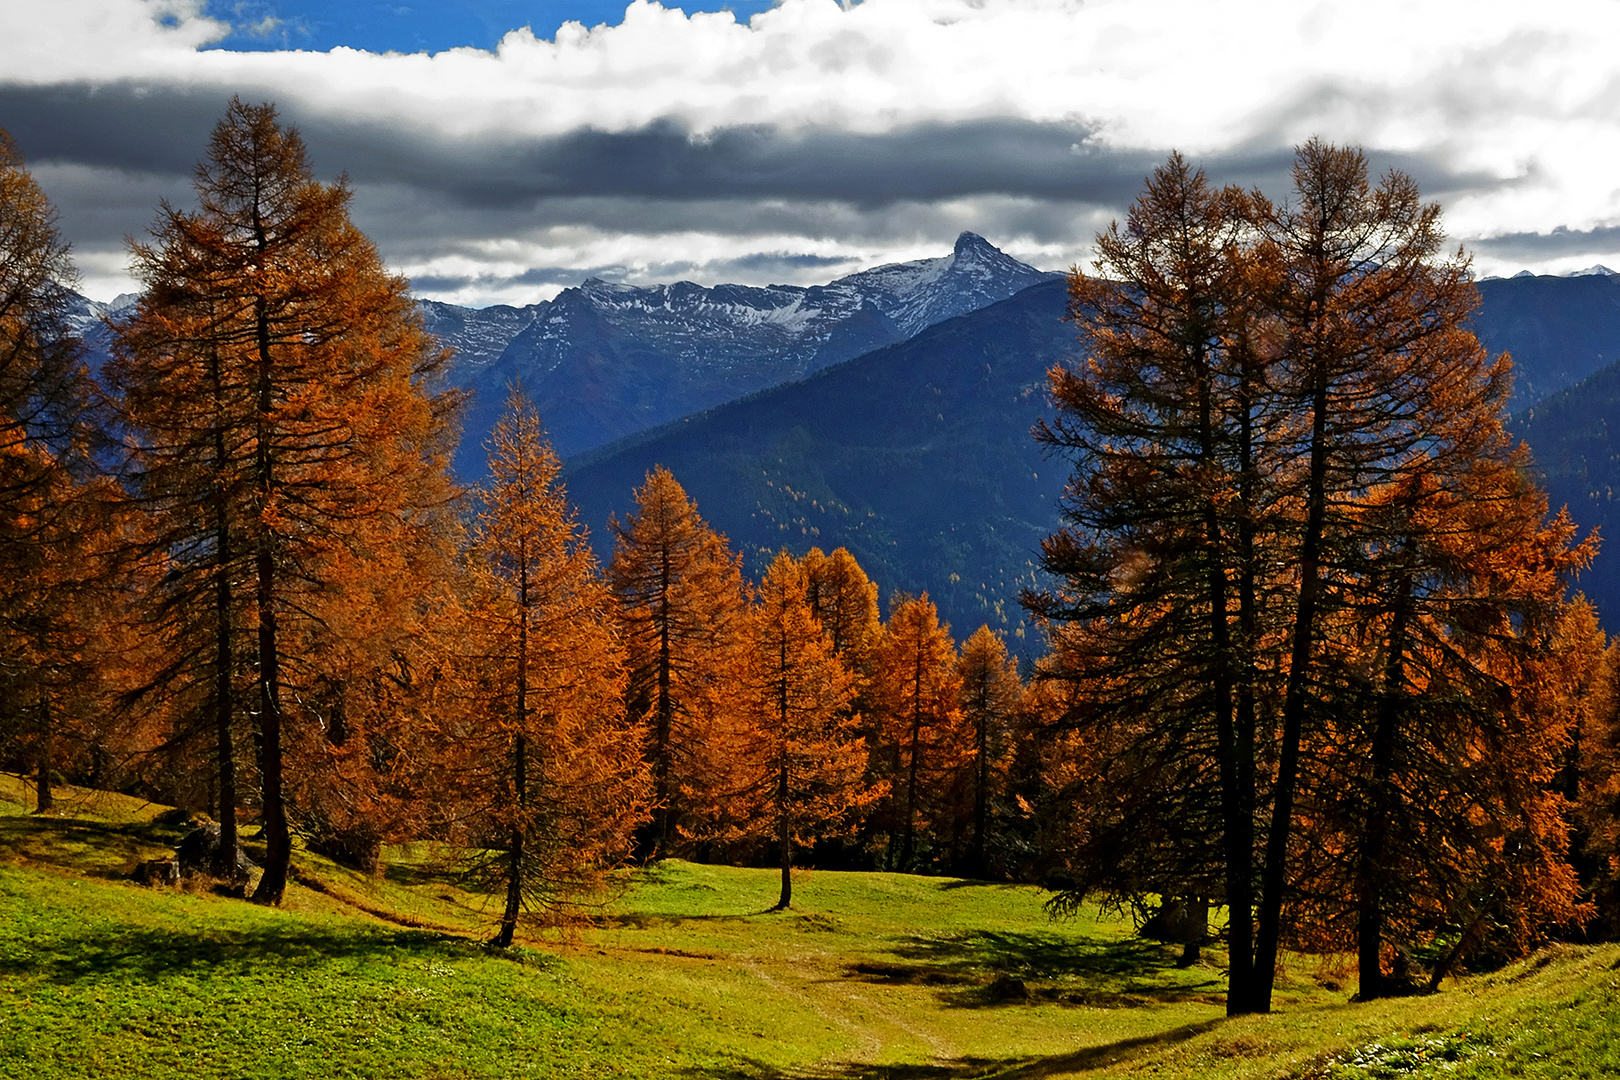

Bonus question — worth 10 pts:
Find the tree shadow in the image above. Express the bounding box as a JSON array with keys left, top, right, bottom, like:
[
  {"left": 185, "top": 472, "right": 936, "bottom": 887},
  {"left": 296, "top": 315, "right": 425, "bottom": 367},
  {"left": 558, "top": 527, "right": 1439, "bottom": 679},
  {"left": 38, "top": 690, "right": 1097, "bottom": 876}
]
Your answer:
[
  {"left": 933, "top": 878, "right": 1028, "bottom": 892},
  {"left": 602, "top": 909, "right": 779, "bottom": 929},
  {"left": 844, "top": 929, "right": 1223, "bottom": 1008},
  {"left": 0, "top": 815, "right": 189, "bottom": 878},
  {"left": 676, "top": 1019, "right": 1226, "bottom": 1079},
  {"left": 0, "top": 920, "right": 501, "bottom": 986},
  {"left": 382, "top": 860, "right": 468, "bottom": 890}
]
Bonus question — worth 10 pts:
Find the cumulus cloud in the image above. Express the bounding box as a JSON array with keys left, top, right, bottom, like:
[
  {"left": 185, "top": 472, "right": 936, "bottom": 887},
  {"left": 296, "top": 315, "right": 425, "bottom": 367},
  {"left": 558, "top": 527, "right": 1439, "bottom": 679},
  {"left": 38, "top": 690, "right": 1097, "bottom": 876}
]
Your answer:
[{"left": 6, "top": 0, "right": 1620, "bottom": 302}]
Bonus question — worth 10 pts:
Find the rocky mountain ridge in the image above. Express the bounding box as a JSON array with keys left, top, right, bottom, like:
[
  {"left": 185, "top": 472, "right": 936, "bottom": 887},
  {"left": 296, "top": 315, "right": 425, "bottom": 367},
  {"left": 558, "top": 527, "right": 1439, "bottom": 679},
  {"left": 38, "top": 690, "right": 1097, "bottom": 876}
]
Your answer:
[{"left": 426, "top": 232, "right": 1057, "bottom": 470}]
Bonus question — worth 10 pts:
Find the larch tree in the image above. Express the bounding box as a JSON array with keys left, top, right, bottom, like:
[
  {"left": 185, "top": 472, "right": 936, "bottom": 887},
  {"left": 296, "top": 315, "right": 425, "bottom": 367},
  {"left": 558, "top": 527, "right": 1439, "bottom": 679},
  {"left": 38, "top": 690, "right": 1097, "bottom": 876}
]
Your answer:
[
  {"left": 0, "top": 127, "right": 104, "bottom": 816},
  {"left": 870, "top": 593, "right": 964, "bottom": 871},
  {"left": 1030, "top": 141, "right": 1588, "bottom": 1013},
  {"left": 802, "top": 546, "right": 882, "bottom": 668},
  {"left": 456, "top": 390, "right": 648, "bottom": 946},
  {"left": 800, "top": 546, "right": 885, "bottom": 866},
  {"left": 1304, "top": 458, "right": 1594, "bottom": 995},
  {"left": 955, "top": 624, "right": 1023, "bottom": 877},
  {"left": 608, "top": 466, "right": 749, "bottom": 856},
  {"left": 731, "top": 551, "right": 878, "bottom": 910},
  {"left": 1574, "top": 612, "right": 1620, "bottom": 937},
  {"left": 1026, "top": 152, "right": 1272, "bottom": 1011},
  {"left": 114, "top": 99, "right": 460, "bottom": 904},
  {"left": 1248, "top": 141, "right": 1532, "bottom": 1008}
]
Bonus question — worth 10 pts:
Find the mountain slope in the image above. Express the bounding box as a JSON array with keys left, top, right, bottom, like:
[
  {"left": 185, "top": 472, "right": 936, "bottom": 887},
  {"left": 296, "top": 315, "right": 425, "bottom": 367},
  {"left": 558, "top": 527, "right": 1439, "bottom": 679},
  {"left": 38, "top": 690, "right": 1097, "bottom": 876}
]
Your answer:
[
  {"left": 1476, "top": 272, "right": 1620, "bottom": 410},
  {"left": 564, "top": 273, "right": 1620, "bottom": 645},
  {"left": 1513, "top": 362, "right": 1620, "bottom": 621},
  {"left": 564, "top": 279, "right": 1076, "bottom": 645},
  {"left": 444, "top": 232, "right": 1055, "bottom": 470}
]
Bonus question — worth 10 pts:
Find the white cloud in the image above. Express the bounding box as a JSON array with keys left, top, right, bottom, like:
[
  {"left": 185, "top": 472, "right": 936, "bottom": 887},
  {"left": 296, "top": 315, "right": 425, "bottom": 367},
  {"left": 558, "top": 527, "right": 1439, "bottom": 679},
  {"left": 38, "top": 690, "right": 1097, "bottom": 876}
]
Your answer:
[{"left": 9, "top": 0, "right": 1620, "bottom": 302}]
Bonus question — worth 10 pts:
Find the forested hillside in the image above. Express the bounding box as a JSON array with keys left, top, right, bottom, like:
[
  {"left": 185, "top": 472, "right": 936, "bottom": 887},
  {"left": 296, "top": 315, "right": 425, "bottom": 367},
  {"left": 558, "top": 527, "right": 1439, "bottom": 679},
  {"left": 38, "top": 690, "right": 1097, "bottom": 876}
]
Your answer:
[
  {"left": 562, "top": 271, "right": 1620, "bottom": 642},
  {"left": 566, "top": 279, "right": 1073, "bottom": 645}
]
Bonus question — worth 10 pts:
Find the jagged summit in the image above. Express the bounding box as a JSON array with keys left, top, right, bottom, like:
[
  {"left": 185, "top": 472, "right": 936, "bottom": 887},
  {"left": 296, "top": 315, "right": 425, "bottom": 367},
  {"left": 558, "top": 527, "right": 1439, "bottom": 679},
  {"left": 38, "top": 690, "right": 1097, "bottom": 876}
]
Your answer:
[
  {"left": 833, "top": 232, "right": 1056, "bottom": 337},
  {"left": 418, "top": 234, "right": 1057, "bottom": 471}
]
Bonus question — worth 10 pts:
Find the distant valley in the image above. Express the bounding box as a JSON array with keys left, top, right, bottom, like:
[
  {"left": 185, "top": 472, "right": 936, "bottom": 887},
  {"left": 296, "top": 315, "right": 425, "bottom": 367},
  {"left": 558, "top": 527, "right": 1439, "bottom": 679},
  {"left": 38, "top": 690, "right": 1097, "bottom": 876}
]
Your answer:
[{"left": 561, "top": 269, "right": 1620, "bottom": 645}]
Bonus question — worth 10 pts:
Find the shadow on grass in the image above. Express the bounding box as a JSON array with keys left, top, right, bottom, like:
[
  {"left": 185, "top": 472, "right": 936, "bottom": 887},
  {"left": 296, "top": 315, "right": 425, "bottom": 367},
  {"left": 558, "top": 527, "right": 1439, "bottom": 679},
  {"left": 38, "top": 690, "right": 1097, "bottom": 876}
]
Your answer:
[
  {"left": 0, "top": 918, "right": 558, "bottom": 986},
  {"left": 382, "top": 860, "right": 467, "bottom": 890},
  {"left": 933, "top": 878, "right": 1029, "bottom": 892},
  {"left": 0, "top": 815, "right": 189, "bottom": 878},
  {"left": 603, "top": 909, "right": 781, "bottom": 929},
  {"left": 680, "top": 1018, "right": 1226, "bottom": 1079},
  {"left": 844, "top": 929, "right": 1223, "bottom": 1008}
]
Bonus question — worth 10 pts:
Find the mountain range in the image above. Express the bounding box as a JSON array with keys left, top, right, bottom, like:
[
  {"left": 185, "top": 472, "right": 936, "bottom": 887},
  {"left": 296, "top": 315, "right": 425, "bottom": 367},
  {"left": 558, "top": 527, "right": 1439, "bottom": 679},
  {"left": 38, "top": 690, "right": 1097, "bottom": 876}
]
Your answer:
[
  {"left": 68, "top": 241, "right": 1620, "bottom": 642},
  {"left": 560, "top": 271, "right": 1620, "bottom": 645},
  {"left": 423, "top": 232, "right": 1056, "bottom": 473}
]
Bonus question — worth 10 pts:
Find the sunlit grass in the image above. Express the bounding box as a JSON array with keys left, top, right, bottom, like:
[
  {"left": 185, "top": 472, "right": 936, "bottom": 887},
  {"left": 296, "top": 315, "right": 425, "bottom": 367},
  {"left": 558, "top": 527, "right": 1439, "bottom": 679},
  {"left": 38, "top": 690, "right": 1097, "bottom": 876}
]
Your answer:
[{"left": 1, "top": 772, "right": 1617, "bottom": 1079}]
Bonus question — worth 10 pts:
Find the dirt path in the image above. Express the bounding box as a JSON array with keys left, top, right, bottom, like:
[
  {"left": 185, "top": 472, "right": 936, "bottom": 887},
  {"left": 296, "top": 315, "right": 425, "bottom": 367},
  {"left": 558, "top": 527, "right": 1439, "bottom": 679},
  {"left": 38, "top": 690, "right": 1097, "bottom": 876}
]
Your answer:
[{"left": 742, "top": 953, "right": 959, "bottom": 1074}]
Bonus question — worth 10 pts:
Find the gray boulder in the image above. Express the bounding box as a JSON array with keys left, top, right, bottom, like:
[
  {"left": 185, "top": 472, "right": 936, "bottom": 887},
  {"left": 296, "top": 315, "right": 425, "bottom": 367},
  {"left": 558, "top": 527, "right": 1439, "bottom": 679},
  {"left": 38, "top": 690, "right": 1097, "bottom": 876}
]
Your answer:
[{"left": 175, "top": 823, "right": 258, "bottom": 881}]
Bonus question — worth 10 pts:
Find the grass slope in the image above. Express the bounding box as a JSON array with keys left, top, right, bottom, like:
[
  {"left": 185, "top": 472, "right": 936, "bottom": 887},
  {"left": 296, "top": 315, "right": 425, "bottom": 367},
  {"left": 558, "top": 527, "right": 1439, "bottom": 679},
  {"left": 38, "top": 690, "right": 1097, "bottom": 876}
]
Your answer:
[{"left": 2, "top": 774, "right": 1617, "bottom": 1079}]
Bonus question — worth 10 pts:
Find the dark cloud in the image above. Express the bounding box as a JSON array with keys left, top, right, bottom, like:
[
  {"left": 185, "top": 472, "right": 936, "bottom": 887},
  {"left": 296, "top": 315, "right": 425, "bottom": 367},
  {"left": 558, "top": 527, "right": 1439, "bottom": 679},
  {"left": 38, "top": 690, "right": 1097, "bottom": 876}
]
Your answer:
[
  {"left": 3, "top": 79, "right": 1509, "bottom": 216},
  {"left": 0, "top": 79, "right": 1189, "bottom": 210},
  {"left": 1472, "top": 225, "right": 1620, "bottom": 260},
  {"left": 408, "top": 273, "right": 477, "bottom": 293},
  {"left": 4, "top": 77, "right": 1556, "bottom": 302},
  {"left": 731, "top": 251, "right": 850, "bottom": 271}
]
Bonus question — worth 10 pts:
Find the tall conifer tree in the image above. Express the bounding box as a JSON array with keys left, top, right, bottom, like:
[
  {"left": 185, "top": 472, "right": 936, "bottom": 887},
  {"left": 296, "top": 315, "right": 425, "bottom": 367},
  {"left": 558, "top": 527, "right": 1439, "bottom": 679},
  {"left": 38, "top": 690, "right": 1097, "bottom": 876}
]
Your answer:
[
  {"left": 608, "top": 466, "right": 748, "bottom": 855},
  {"left": 458, "top": 390, "right": 648, "bottom": 945},
  {"left": 734, "top": 552, "right": 877, "bottom": 909},
  {"left": 0, "top": 128, "right": 104, "bottom": 815},
  {"left": 1032, "top": 142, "right": 1591, "bottom": 1012},
  {"left": 870, "top": 594, "right": 964, "bottom": 871},
  {"left": 114, "top": 99, "right": 459, "bottom": 903},
  {"left": 955, "top": 625, "right": 1023, "bottom": 877}
]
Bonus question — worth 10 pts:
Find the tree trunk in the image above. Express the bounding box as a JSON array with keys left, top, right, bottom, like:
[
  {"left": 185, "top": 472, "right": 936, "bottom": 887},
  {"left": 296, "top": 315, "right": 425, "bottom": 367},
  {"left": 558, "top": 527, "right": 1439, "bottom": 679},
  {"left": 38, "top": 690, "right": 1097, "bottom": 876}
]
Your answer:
[
  {"left": 252, "top": 540, "right": 290, "bottom": 904},
  {"left": 774, "top": 766, "right": 792, "bottom": 911},
  {"left": 209, "top": 335, "right": 239, "bottom": 881},
  {"left": 1357, "top": 557, "right": 1415, "bottom": 999},
  {"left": 250, "top": 286, "right": 290, "bottom": 907},
  {"left": 496, "top": 731, "right": 528, "bottom": 947},
  {"left": 972, "top": 693, "right": 989, "bottom": 878},
  {"left": 1223, "top": 348, "right": 1263, "bottom": 1013},
  {"left": 33, "top": 683, "right": 53, "bottom": 814},
  {"left": 900, "top": 649, "right": 923, "bottom": 870},
  {"left": 211, "top": 525, "right": 239, "bottom": 878},
  {"left": 1254, "top": 352, "right": 1332, "bottom": 1011}
]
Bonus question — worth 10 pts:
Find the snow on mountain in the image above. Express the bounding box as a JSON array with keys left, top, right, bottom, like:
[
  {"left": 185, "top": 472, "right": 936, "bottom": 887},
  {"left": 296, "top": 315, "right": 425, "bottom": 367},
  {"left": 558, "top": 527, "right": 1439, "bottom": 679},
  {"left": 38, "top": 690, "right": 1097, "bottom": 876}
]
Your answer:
[
  {"left": 419, "top": 300, "right": 535, "bottom": 370},
  {"left": 436, "top": 233, "right": 1057, "bottom": 470},
  {"left": 837, "top": 232, "right": 1057, "bottom": 338},
  {"left": 58, "top": 235, "right": 1058, "bottom": 475}
]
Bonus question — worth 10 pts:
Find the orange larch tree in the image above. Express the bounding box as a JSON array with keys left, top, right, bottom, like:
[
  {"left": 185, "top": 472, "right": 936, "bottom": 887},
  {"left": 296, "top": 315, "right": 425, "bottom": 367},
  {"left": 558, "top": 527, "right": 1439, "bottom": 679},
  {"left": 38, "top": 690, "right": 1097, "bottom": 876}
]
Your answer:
[
  {"left": 114, "top": 99, "right": 461, "bottom": 903},
  {"left": 608, "top": 466, "right": 749, "bottom": 855},
  {"left": 454, "top": 390, "right": 648, "bottom": 946},
  {"left": 730, "top": 551, "right": 878, "bottom": 909},
  {"left": 0, "top": 127, "right": 108, "bottom": 816},
  {"left": 870, "top": 593, "right": 964, "bottom": 871},
  {"left": 1026, "top": 153, "right": 1275, "bottom": 1010},
  {"left": 1300, "top": 456, "right": 1595, "bottom": 994},
  {"left": 955, "top": 624, "right": 1023, "bottom": 877},
  {"left": 1031, "top": 141, "right": 1589, "bottom": 1012},
  {"left": 1248, "top": 141, "right": 1540, "bottom": 1007}
]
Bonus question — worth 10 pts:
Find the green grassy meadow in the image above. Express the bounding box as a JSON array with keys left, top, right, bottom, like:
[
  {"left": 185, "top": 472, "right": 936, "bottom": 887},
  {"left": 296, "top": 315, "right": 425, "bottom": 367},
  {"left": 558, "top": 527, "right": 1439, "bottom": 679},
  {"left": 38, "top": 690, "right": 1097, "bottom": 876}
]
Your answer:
[{"left": 2, "top": 773, "right": 1617, "bottom": 1080}]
